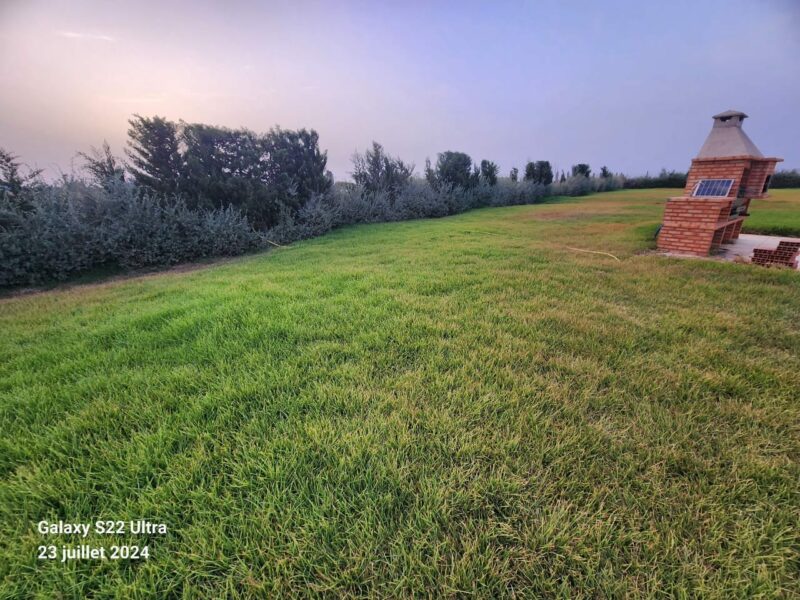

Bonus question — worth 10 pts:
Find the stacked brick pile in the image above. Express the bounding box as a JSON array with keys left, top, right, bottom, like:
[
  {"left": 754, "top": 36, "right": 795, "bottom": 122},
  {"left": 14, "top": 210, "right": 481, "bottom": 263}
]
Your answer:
[{"left": 752, "top": 241, "right": 800, "bottom": 268}]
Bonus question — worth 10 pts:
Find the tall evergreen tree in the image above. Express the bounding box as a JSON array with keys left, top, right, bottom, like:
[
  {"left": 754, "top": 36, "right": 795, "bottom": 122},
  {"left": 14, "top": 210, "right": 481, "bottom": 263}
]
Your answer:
[
  {"left": 0, "top": 148, "right": 42, "bottom": 204},
  {"left": 78, "top": 141, "right": 125, "bottom": 188},
  {"left": 125, "top": 115, "right": 182, "bottom": 195},
  {"left": 428, "top": 151, "right": 475, "bottom": 190},
  {"left": 177, "top": 123, "right": 330, "bottom": 227},
  {"left": 524, "top": 161, "right": 537, "bottom": 182},
  {"left": 262, "top": 127, "right": 331, "bottom": 213},
  {"left": 524, "top": 160, "right": 553, "bottom": 184},
  {"left": 424, "top": 158, "right": 436, "bottom": 188},
  {"left": 351, "top": 141, "right": 414, "bottom": 198},
  {"left": 534, "top": 161, "right": 554, "bottom": 185},
  {"left": 480, "top": 160, "right": 499, "bottom": 186},
  {"left": 571, "top": 163, "right": 592, "bottom": 178},
  {"left": 179, "top": 122, "right": 268, "bottom": 212}
]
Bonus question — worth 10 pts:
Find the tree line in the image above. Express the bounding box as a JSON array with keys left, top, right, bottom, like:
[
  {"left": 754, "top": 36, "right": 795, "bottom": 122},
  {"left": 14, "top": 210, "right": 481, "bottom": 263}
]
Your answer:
[
  {"left": 120, "top": 116, "right": 332, "bottom": 228},
  {"left": 2, "top": 113, "right": 796, "bottom": 287}
]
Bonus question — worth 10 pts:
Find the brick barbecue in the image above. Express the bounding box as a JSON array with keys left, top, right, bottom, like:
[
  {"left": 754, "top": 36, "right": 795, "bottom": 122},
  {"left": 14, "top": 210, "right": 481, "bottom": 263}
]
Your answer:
[{"left": 657, "top": 110, "right": 782, "bottom": 256}]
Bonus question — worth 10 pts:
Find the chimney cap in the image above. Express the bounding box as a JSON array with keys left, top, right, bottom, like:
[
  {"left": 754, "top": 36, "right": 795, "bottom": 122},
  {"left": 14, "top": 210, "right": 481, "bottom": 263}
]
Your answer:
[
  {"left": 712, "top": 109, "right": 748, "bottom": 120},
  {"left": 696, "top": 109, "right": 762, "bottom": 158}
]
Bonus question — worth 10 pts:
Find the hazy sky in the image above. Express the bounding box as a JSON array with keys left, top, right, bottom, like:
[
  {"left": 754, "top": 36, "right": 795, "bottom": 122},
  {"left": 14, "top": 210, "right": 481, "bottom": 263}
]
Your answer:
[{"left": 1, "top": 0, "right": 798, "bottom": 181}]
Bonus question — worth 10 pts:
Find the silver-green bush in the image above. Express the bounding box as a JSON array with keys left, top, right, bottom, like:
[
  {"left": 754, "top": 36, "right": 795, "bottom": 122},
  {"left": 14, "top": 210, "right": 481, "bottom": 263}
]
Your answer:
[
  {"left": 1, "top": 169, "right": 623, "bottom": 287},
  {"left": 0, "top": 182, "right": 261, "bottom": 286}
]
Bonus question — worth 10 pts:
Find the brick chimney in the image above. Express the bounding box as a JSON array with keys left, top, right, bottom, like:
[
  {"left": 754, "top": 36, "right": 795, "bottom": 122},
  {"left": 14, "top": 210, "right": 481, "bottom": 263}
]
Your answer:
[{"left": 657, "top": 110, "right": 782, "bottom": 256}]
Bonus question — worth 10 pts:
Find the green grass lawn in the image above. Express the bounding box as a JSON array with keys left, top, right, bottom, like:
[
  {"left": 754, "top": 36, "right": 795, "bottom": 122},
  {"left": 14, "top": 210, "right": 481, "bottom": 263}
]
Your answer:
[
  {"left": 745, "top": 189, "right": 800, "bottom": 237},
  {"left": 1, "top": 189, "right": 798, "bottom": 597}
]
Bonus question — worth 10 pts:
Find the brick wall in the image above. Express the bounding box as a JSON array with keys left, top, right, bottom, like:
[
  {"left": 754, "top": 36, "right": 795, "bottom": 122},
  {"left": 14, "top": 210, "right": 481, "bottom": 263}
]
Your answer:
[
  {"left": 684, "top": 158, "right": 749, "bottom": 197},
  {"left": 685, "top": 157, "right": 781, "bottom": 200},
  {"left": 657, "top": 198, "right": 733, "bottom": 255},
  {"left": 744, "top": 158, "right": 781, "bottom": 199}
]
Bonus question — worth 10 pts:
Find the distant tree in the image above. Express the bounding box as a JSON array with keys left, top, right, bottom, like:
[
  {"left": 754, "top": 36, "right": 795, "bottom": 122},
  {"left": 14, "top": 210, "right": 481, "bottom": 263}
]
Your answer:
[
  {"left": 78, "top": 141, "right": 125, "bottom": 188},
  {"left": 524, "top": 160, "right": 553, "bottom": 184},
  {"left": 622, "top": 169, "right": 687, "bottom": 189},
  {"left": 126, "top": 115, "right": 182, "bottom": 195},
  {"left": 179, "top": 122, "right": 267, "bottom": 213},
  {"left": 0, "top": 148, "right": 42, "bottom": 208},
  {"left": 428, "top": 151, "right": 475, "bottom": 190},
  {"left": 571, "top": 163, "right": 592, "bottom": 178},
  {"left": 351, "top": 141, "right": 414, "bottom": 198},
  {"left": 509, "top": 167, "right": 519, "bottom": 182},
  {"left": 261, "top": 126, "right": 331, "bottom": 213},
  {"left": 770, "top": 169, "right": 800, "bottom": 188},
  {"left": 333, "top": 180, "right": 357, "bottom": 193},
  {"left": 480, "top": 160, "right": 499, "bottom": 186},
  {"left": 524, "top": 161, "right": 537, "bottom": 182},
  {"left": 600, "top": 165, "right": 611, "bottom": 178},
  {"left": 176, "top": 123, "right": 330, "bottom": 227},
  {"left": 560, "top": 171, "right": 566, "bottom": 183},
  {"left": 424, "top": 158, "right": 436, "bottom": 187},
  {"left": 0, "top": 149, "right": 22, "bottom": 198},
  {"left": 535, "top": 160, "right": 554, "bottom": 185}
]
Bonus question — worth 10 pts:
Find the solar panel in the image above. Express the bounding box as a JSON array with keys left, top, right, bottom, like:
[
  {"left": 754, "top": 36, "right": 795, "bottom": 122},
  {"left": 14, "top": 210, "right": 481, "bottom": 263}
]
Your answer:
[{"left": 693, "top": 179, "right": 733, "bottom": 197}]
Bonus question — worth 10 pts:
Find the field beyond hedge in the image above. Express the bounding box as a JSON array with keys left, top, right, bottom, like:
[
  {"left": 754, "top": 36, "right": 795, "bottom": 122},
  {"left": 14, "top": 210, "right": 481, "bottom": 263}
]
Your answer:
[
  {"left": 1, "top": 189, "right": 798, "bottom": 597},
  {"left": 744, "top": 188, "right": 800, "bottom": 237}
]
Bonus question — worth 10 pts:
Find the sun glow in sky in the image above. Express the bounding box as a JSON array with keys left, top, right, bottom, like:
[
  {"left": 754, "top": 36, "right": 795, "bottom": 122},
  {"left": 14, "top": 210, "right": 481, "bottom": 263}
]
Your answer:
[{"left": 1, "top": 0, "right": 798, "bottom": 180}]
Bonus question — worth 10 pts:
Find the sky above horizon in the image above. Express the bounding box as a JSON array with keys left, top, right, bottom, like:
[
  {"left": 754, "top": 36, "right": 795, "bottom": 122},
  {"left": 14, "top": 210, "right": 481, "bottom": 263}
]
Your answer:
[{"left": 1, "top": 0, "right": 799, "bottom": 181}]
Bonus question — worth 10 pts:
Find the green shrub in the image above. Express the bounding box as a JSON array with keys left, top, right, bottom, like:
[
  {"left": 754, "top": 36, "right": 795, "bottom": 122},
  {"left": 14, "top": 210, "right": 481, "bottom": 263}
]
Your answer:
[
  {"left": 0, "top": 182, "right": 261, "bottom": 287},
  {"left": 550, "top": 174, "right": 625, "bottom": 197},
  {"left": 624, "top": 169, "right": 686, "bottom": 189}
]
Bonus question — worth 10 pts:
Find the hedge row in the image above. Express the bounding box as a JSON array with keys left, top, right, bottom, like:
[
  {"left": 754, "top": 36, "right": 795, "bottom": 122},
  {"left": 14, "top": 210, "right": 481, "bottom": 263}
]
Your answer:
[
  {"left": 1, "top": 175, "right": 622, "bottom": 287},
  {"left": 0, "top": 182, "right": 261, "bottom": 286}
]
